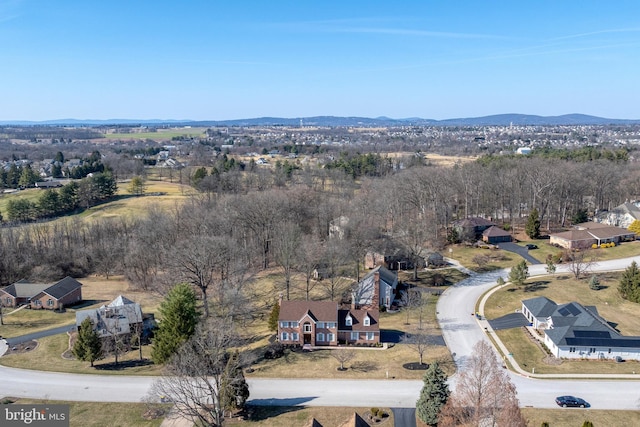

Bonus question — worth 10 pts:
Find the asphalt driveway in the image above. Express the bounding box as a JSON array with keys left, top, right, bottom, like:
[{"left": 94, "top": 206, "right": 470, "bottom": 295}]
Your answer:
[
  {"left": 499, "top": 242, "right": 542, "bottom": 264},
  {"left": 488, "top": 312, "right": 531, "bottom": 330}
]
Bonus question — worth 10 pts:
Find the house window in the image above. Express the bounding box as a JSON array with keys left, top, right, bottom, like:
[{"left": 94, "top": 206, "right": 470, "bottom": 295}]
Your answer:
[
  {"left": 279, "top": 321, "right": 286, "bottom": 328},
  {"left": 590, "top": 347, "right": 596, "bottom": 353},
  {"left": 304, "top": 323, "right": 312, "bottom": 333},
  {"left": 316, "top": 333, "right": 324, "bottom": 342},
  {"left": 292, "top": 333, "right": 299, "bottom": 341},
  {"left": 364, "top": 316, "right": 370, "bottom": 326},
  {"left": 366, "top": 332, "right": 374, "bottom": 341},
  {"left": 350, "top": 332, "right": 359, "bottom": 341},
  {"left": 328, "top": 333, "right": 335, "bottom": 342},
  {"left": 317, "top": 322, "right": 324, "bottom": 329},
  {"left": 281, "top": 332, "right": 289, "bottom": 341},
  {"left": 345, "top": 316, "right": 352, "bottom": 326},
  {"left": 569, "top": 347, "right": 576, "bottom": 353},
  {"left": 5, "top": 297, "right": 10, "bottom": 305},
  {"left": 292, "top": 321, "right": 299, "bottom": 328}
]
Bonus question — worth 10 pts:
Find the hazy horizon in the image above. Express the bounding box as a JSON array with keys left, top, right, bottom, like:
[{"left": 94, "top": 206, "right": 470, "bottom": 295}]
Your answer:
[{"left": 2, "top": 1, "right": 639, "bottom": 121}]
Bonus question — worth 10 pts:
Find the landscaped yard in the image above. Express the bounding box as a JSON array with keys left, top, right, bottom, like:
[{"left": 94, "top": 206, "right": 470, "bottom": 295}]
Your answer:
[
  {"left": 1, "top": 275, "right": 163, "bottom": 339},
  {"left": 516, "top": 238, "right": 640, "bottom": 264},
  {"left": 484, "top": 271, "right": 640, "bottom": 374},
  {"left": 446, "top": 244, "right": 518, "bottom": 272}
]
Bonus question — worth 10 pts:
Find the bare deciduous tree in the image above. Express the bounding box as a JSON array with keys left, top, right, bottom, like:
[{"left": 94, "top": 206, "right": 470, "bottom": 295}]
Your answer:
[
  {"left": 331, "top": 348, "right": 356, "bottom": 370},
  {"left": 148, "top": 318, "right": 247, "bottom": 427},
  {"left": 401, "top": 328, "right": 431, "bottom": 365},
  {"left": 439, "top": 340, "right": 526, "bottom": 427},
  {"left": 566, "top": 249, "right": 596, "bottom": 279}
]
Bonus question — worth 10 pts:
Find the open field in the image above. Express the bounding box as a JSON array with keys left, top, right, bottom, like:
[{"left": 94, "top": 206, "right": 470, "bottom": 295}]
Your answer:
[
  {"left": 100, "top": 127, "right": 208, "bottom": 141},
  {"left": 485, "top": 272, "right": 640, "bottom": 374},
  {"left": 0, "top": 187, "right": 42, "bottom": 214},
  {"left": 423, "top": 153, "right": 477, "bottom": 167},
  {"left": 3, "top": 398, "right": 167, "bottom": 427}
]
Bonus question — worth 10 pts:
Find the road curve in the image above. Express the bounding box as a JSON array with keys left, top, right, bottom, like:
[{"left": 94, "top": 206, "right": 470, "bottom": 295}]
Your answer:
[
  {"left": 437, "top": 255, "right": 640, "bottom": 410},
  {"left": 1, "top": 256, "right": 640, "bottom": 409}
]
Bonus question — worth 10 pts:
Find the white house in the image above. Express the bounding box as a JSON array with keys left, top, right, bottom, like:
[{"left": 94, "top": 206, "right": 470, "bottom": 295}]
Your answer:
[
  {"left": 593, "top": 202, "right": 640, "bottom": 228},
  {"left": 522, "top": 296, "right": 640, "bottom": 361}
]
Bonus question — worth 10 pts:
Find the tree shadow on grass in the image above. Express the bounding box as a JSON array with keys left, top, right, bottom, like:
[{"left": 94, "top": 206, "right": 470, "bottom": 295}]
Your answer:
[
  {"left": 350, "top": 361, "right": 379, "bottom": 372},
  {"left": 524, "top": 281, "right": 549, "bottom": 292},
  {"left": 94, "top": 358, "right": 154, "bottom": 371},
  {"left": 245, "top": 399, "right": 315, "bottom": 421}
]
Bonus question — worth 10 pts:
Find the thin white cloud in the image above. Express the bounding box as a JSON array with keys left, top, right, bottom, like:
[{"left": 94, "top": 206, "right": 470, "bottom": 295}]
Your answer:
[
  {"left": 0, "top": 0, "right": 24, "bottom": 22},
  {"left": 267, "top": 16, "right": 504, "bottom": 40},
  {"left": 548, "top": 27, "right": 640, "bottom": 42}
]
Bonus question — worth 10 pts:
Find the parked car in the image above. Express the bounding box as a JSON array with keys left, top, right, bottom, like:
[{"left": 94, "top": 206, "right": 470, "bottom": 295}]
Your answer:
[
  {"left": 555, "top": 395, "right": 588, "bottom": 408},
  {"left": 525, "top": 244, "right": 538, "bottom": 249}
]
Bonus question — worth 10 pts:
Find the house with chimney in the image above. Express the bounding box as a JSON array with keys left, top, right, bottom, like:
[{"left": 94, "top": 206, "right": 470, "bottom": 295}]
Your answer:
[
  {"left": 278, "top": 300, "right": 380, "bottom": 347},
  {"left": 352, "top": 265, "right": 398, "bottom": 310}
]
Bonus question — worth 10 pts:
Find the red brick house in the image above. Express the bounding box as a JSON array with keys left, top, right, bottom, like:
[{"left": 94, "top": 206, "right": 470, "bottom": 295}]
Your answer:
[
  {"left": 0, "top": 276, "right": 83, "bottom": 310},
  {"left": 278, "top": 300, "right": 380, "bottom": 347}
]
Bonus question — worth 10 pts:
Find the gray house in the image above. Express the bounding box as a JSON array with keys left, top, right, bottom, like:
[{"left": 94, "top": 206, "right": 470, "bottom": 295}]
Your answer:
[
  {"left": 75, "top": 295, "right": 145, "bottom": 339},
  {"left": 522, "top": 296, "right": 640, "bottom": 361}
]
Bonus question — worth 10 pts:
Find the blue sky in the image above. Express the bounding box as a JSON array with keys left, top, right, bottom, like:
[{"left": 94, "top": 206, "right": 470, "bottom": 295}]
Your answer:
[{"left": 1, "top": 0, "right": 640, "bottom": 121}]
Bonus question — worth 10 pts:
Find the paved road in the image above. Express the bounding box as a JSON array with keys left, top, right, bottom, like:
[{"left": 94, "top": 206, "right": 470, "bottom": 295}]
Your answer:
[
  {"left": 437, "top": 255, "right": 640, "bottom": 409},
  {"left": 2, "top": 257, "right": 640, "bottom": 410}
]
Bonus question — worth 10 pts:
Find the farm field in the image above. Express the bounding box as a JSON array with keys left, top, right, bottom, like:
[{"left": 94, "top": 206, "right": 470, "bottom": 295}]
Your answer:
[{"left": 100, "top": 127, "right": 208, "bottom": 141}]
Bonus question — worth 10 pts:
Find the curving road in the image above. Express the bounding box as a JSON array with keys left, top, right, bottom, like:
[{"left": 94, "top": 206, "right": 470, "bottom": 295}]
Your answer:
[
  {"left": 2, "top": 256, "right": 640, "bottom": 409},
  {"left": 437, "top": 255, "right": 640, "bottom": 410}
]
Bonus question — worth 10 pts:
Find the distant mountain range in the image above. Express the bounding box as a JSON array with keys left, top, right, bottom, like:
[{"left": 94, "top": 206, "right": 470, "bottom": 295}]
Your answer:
[{"left": 1, "top": 114, "right": 639, "bottom": 127}]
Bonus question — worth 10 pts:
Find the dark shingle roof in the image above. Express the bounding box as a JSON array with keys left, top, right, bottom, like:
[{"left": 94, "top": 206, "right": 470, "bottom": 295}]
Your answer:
[
  {"left": 523, "top": 296, "right": 557, "bottom": 318},
  {"left": 338, "top": 308, "right": 380, "bottom": 331},
  {"left": 41, "top": 276, "right": 83, "bottom": 299},
  {"left": 279, "top": 301, "right": 338, "bottom": 322}
]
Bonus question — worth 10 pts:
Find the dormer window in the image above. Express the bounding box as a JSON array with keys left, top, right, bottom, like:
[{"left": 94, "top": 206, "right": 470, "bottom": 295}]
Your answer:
[
  {"left": 364, "top": 315, "right": 370, "bottom": 326},
  {"left": 345, "top": 315, "right": 352, "bottom": 326}
]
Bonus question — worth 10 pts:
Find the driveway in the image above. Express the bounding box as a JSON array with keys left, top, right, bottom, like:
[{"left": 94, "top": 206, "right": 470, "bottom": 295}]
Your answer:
[
  {"left": 499, "top": 242, "right": 542, "bottom": 264},
  {"left": 5, "top": 324, "right": 75, "bottom": 347},
  {"left": 391, "top": 408, "right": 416, "bottom": 427},
  {"left": 487, "top": 312, "right": 530, "bottom": 330}
]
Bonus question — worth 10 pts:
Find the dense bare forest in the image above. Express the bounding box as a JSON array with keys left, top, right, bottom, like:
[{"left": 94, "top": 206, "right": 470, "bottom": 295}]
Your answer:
[{"left": 1, "top": 125, "right": 640, "bottom": 319}]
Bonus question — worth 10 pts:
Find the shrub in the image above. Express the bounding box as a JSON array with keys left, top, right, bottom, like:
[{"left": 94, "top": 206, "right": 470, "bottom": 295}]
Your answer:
[
  {"left": 370, "top": 407, "right": 379, "bottom": 416},
  {"left": 264, "top": 342, "right": 285, "bottom": 359},
  {"left": 541, "top": 423, "right": 550, "bottom": 427},
  {"left": 589, "top": 275, "right": 600, "bottom": 290},
  {"left": 592, "top": 243, "right": 598, "bottom": 249},
  {"left": 582, "top": 421, "right": 594, "bottom": 427}
]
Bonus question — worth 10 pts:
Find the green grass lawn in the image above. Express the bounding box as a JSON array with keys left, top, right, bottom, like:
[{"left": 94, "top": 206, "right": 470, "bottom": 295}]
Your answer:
[{"left": 485, "top": 271, "right": 640, "bottom": 374}]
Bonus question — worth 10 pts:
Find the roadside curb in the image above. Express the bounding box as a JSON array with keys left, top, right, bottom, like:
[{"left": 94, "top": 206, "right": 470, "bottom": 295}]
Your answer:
[{"left": 477, "top": 275, "right": 640, "bottom": 380}]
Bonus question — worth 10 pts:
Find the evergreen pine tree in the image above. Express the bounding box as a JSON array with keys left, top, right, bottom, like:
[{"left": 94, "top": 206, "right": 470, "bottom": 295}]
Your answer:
[
  {"left": 589, "top": 275, "right": 600, "bottom": 290},
  {"left": 267, "top": 299, "right": 280, "bottom": 332},
  {"left": 73, "top": 317, "right": 102, "bottom": 367},
  {"left": 416, "top": 361, "right": 450, "bottom": 426},
  {"left": 152, "top": 283, "right": 200, "bottom": 364},
  {"left": 509, "top": 260, "right": 529, "bottom": 287},
  {"left": 220, "top": 350, "right": 250, "bottom": 415},
  {"left": 525, "top": 208, "right": 541, "bottom": 239},
  {"left": 619, "top": 261, "right": 640, "bottom": 303}
]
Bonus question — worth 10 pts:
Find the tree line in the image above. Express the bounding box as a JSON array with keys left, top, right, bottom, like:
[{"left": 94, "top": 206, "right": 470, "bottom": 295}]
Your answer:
[{"left": 3, "top": 173, "right": 117, "bottom": 223}]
